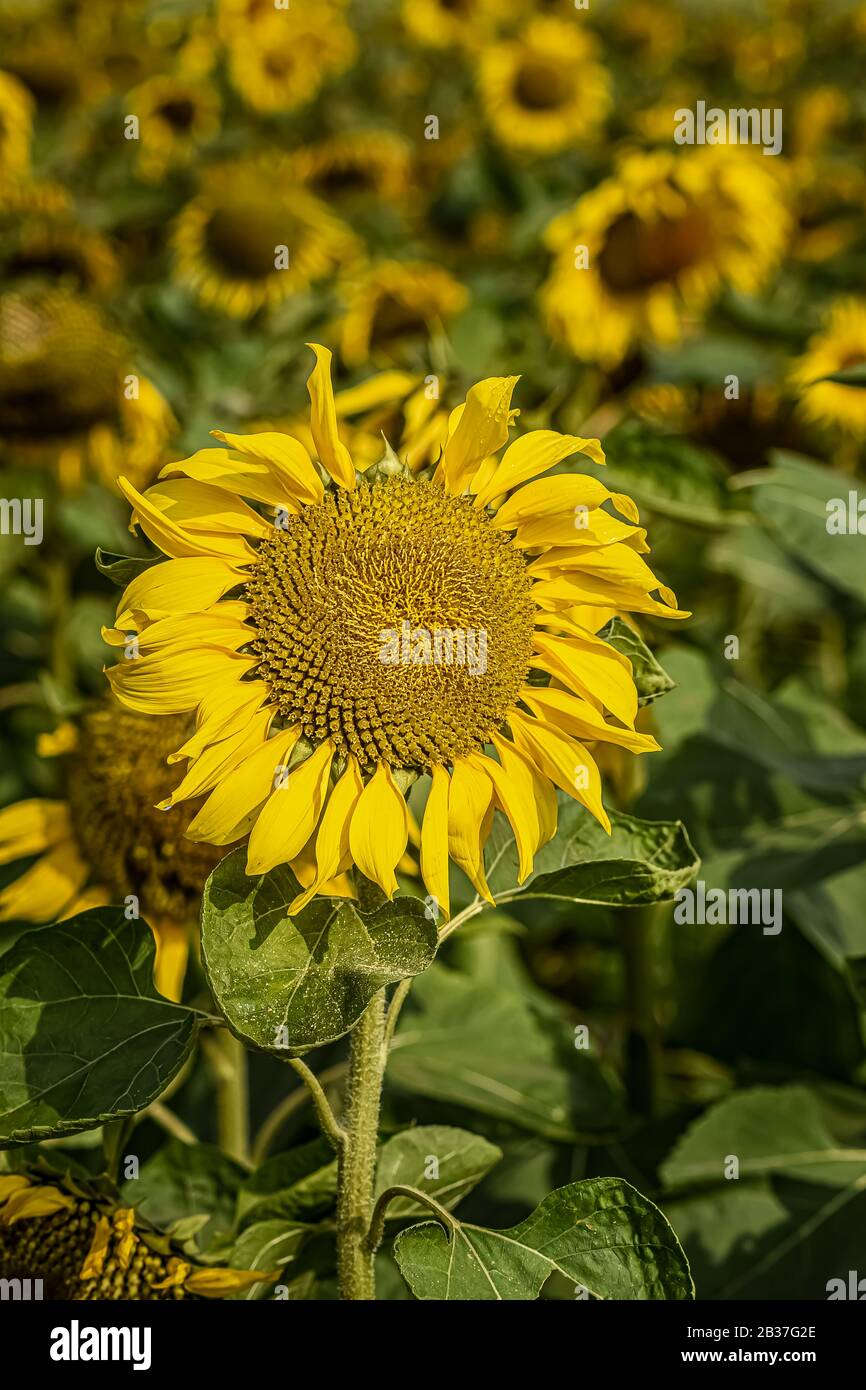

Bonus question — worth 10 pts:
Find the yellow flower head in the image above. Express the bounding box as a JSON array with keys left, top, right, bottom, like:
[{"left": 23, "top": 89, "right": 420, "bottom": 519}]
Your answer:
[
  {"left": 125, "top": 74, "right": 221, "bottom": 182},
  {"left": 479, "top": 18, "right": 611, "bottom": 155},
  {"left": 0, "top": 184, "right": 120, "bottom": 295},
  {"left": 106, "top": 345, "right": 687, "bottom": 919},
  {"left": 541, "top": 148, "right": 791, "bottom": 369},
  {"left": 172, "top": 155, "right": 360, "bottom": 318},
  {"left": 286, "top": 130, "right": 414, "bottom": 208},
  {"left": 0, "top": 69, "right": 34, "bottom": 176},
  {"left": 790, "top": 298, "right": 866, "bottom": 438},
  {"left": 0, "top": 700, "right": 224, "bottom": 998},
  {"left": 334, "top": 260, "right": 468, "bottom": 367},
  {"left": 224, "top": 5, "right": 356, "bottom": 115},
  {"left": 401, "top": 0, "right": 519, "bottom": 51},
  {"left": 0, "top": 286, "right": 173, "bottom": 489}
]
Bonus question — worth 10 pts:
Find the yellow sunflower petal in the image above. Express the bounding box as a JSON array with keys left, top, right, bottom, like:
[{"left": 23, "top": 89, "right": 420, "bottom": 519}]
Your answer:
[
  {"left": 0, "top": 799, "right": 72, "bottom": 866},
  {"left": 185, "top": 1267, "right": 279, "bottom": 1296},
  {"left": 438, "top": 376, "right": 519, "bottom": 495},
  {"left": 115, "top": 557, "right": 243, "bottom": 627},
  {"left": 521, "top": 686, "right": 660, "bottom": 753},
  {"left": 289, "top": 755, "right": 364, "bottom": 914},
  {"left": 118, "top": 476, "right": 257, "bottom": 563},
  {"left": 493, "top": 474, "right": 639, "bottom": 529},
  {"left": 160, "top": 446, "right": 305, "bottom": 510},
  {"left": 306, "top": 343, "right": 356, "bottom": 489},
  {"left": 448, "top": 758, "right": 495, "bottom": 903},
  {"left": 246, "top": 739, "right": 335, "bottom": 875},
  {"left": 107, "top": 647, "right": 255, "bottom": 716},
  {"left": 1, "top": 1185, "right": 75, "bottom": 1225},
  {"left": 469, "top": 751, "right": 538, "bottom": 883},
  {"left": 530, "top": 628, "right": 638, "bottom": 728},
  {"left": 492, "top": 733, "right": 558, "bottom": 849},
  {"left": 0, "top": 840, "right": 88, "bottom": 923},
  {"left": 509, "top": 711, "right": 610, "bottom": 833},
  {"left": 156, "top": 708, "right": 274, "bottom": 809},
  {"left": 210, "top": 431, "right": 325, "bottom": 506},
  {"left": 186, "top": 726, "right": 302, "bottom": 845},
  {"left": 419, "top": 763, "right": 451, "bottom": 921},
  {"left": 474, "top": 430, "right": 605, "bottom": 509},
  {"left": 349, "top": 762, "right": 409, "bottom": 898}
]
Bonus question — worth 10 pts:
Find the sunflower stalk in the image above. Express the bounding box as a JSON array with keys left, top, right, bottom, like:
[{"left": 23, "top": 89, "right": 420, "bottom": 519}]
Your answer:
[{"left": 336, "top": 989, "right": 388, "bottom": 1301}]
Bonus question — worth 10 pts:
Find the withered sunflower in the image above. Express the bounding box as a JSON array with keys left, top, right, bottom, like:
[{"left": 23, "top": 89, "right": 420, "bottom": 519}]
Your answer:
[{"left": 106, "top": 345, "right": 687, "bottom": 921}]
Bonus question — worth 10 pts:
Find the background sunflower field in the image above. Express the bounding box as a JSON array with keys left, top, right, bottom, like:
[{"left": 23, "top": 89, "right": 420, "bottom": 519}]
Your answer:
[{"left": 2, "top": 0, "right": 866, "bottom": 1311}]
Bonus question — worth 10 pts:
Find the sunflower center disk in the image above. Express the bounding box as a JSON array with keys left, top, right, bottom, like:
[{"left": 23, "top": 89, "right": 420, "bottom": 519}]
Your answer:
[{"left": 246, "top": 478, "right": 537, "bottom": 771}]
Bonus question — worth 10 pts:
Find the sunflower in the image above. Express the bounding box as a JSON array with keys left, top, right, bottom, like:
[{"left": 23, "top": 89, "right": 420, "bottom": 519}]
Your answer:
[
  {"left": 105, "top": 344, "right": 687, "bottom": 921},
  {"left": 790, "top": 298, "right": 866, "bottom": 438},
  {"left": 0, "top": 286, "right": 174, "bottom": 489},
  {"left": 334, "top": 260, "right": 468, "bottom": 367},
  {"left": 401, "top": 0, "right": 518, "bottom": 51},
  {"left": 478, "top": 18, "right": 611, "bottom": 155},
  {"left": 0, "top": 69, "right": 34, "bottom": 176},
  {"left": 0, "top": 701, "right": 225, "bottom": 999},
  {"left": 125, "top": 74, "right": 221, "bottom": 182},
  {"left": 540, "top": 148, "right": 791, "bottom": 369},
  {"left": 0, "top": 191, "right": 120, "bottom": 296},
  {"left": 286, "top": 130, "right": 414, "bottom": 208},
  {"left": 225, "top": 7, "right": 356, "bottom": 115},
  {"left": 0, "top": 1168, "right": 270, "bottom": 1299},
  {"left": 172, "top": 156, "right": 359, "bottom": 318}
]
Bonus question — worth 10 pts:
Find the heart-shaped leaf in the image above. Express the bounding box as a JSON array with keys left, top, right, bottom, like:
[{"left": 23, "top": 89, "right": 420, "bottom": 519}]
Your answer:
[
  {"left": 0, "top": 909, "right": 200, "bottom": 1146},
  {"left": 394, "top": 1177, "right": 694, "bottom": 1300},
  {"left": 201, "top": 848, "right": 437, "bottom": 1055},
  {"left": 598, "top": 617, "right": 676, "bottom": 705}
]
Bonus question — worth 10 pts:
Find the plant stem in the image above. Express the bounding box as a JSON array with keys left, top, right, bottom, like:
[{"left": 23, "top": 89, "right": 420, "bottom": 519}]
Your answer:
[
  {"left": 252, "top": 1061, "right": 348, "bottom": 1164},
  {"left": 620, "top": 904, "right": 663, "bottom": 1117},
  {"left": 204, "top": 1030, "right": 250, "bottom": 1165},
  {"left": 102, "top": 1117, "right": 134, "bottom": 1183},
  {"left": 336, "top": 990, "right": 387, "bottom": 1301},
  {"left": 286, "top": 1057, "right": 346, "bottom": 1152}
]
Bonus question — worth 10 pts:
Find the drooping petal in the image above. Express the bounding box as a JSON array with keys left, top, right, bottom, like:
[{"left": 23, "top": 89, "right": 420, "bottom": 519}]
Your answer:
[
  {"left": 447, "top": 758, "right": 495, "bottom": 902},
  {"left": 520, "top": 686, "right": 660, "bottom": 753},
  {"left": 0, "top": 840, "right": 88, "bottom": 923},
  {"left": 117, "top": 476, "right": 258, "bottom": 563},
  {"left": 492, "top": 732, "right": 558, "bottom": 849},
  {"left": 468, "top": 750, "right": 537, "bottom": 883},
  {"left": 509, "top": 711, "right": 610, "bottom": 833},
  {"left": 186, "top": 726, "right": 302, "bottom": 845},
  {"left": 288, "top": 755, "right": 364, "bottom": 914},
  {"left": 157, "top": 707, "right": 274, "bottom": 808},
  {"left": 530, "top": 628, "right": 638, "bottom": 728},
  {"left": 246, "top": 739, "right": 335, "bottom": 875},
  {"left": 493, "top": 474, "right": 639, "bottom": 530},
  {"left": 419, "top": 763, "right": 450, "bottom": 921},
  {"left": 160, "top": 446, "right": 304, "bottom": 510},
  {"left": 306, "top": 343, "right": 356, "bottom": 489},
  {"left": 349, "top": 762, "right": 409, "bottom": 898},
  {"left": 106, "top": 647, "right": 256, "bottom": 715}
]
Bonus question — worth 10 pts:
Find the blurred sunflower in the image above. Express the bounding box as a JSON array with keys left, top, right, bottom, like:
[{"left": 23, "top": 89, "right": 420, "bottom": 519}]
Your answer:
[
  {"left": 0, "top": 1168, "right": 269, "bottom": 1300},
  {"left": 225, "top": 7, "right": 356, "bottom": 115},
  {"left": 478, "top": 18, "right": 611, "bottom": 155},
  {"left": 287, "top": 130, "right": 414, "bottom": 208},
  {"left": 105, "top": 345, "right": 687, "bottom": 920},
  {"left": 0, "top": 189, "right": 120, "bottom": 296},
  {"left": 401, "top": 0, "right": 518, "bottom": 50},
  {"left": 790, "top": 298, "right": 866, "bottom": 438},
  {"left": 0, "top": 701, "right": 224, "bottom": 999},
  {"left": 0, "top": 287, "right": 173, "bottom": 489},
  {"left": 0, "top": 69, "right": 33, "bottom": 176},
  {"left": 172, "top": 156, "right": 359, "bottom": 318},
  {"left": 541, "top": 149, "right": 791, "bottom": 368},
  {"left": 334, "top": 260, "right": 468, "bottom": 367},
  {"left": 125, "top": 74, "right": 221, "bottom": 182},
  {"left": 603, "top": 0, "right": 684, "bottom": 66}
]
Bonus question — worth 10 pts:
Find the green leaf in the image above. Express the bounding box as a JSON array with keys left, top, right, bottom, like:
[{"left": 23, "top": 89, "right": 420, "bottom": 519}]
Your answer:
[
  {"left": 94, "top": 548, "right": 161, "bottom": 588},
  {"left": 393, "top": 1177, "right": 694, "bottom": 1300},
  {"left": 201, "top": 847, "right": 437, "bottom": 1055},
  {"left": 236, "top": 1138, "right": 337, "bottom": 1229},
  {"left": 598, "top": 617, "right": 675, "bottom": 705},
  {"left": 388, "top": 963, "right": 624, "bottom": 1140},
  {"left": 228, "top": 1220, "right": 311, "bottom": 1299},
  {"left": 0, "top": 909, "right": 199, "bottom": 1146},
  {"left": 594, "top": 419, "right": 736, "bottom": 527},
  {"left": 123, "top": 1140, "right": 246, "bottom": 1254},
  {"left": 815, "top": 363, "right": 866, "bottom": 386},
  {"left": 486, "top": 803, "right": 699, "bottom": 907},
  {"left": 739, "top": 450, "right": 866, "bottom": 603},
  {"left": 375, "top": 1126, "right": 502, "bottom": 1218}
]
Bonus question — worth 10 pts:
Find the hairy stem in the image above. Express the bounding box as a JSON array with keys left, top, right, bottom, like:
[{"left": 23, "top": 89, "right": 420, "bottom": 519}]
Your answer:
[{"left": 336, "top": 991, "right": 387, "bottom": 1300}]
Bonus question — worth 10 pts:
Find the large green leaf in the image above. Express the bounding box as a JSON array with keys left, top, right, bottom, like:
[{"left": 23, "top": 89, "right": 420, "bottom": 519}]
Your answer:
[
  {"left": 394, "top": 1177, "right": 694, "bottom": 1300},
  {"left": 485, "top": 803, "right": 698, "bottom": 907},
  {"left": 388, "top": 963, "right": 624, "bottom": 1140},
  {"left": 236, "top": 1138, "right": 337, "bottom": 1229},
  {"left": 598, "top": 617, "right": 675, "bottom": 705},
  {"left": 594, "top": 419, "right": 736, "bottom": 527},
  {"left": 201, "top": 848, "right": 437, "bottom": 1055},
  {"left": 375, "top": 1125, "right": 501, "bottom": 1218},
  {"left": 228, "top": 1220, "right": 312, "bottom": 1300},
  {"left": 739, "top": 450, "right": 866, "bottom": 603},
  {"left": 0, "top": 909, "right": 200, "bottom": 1146}
]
